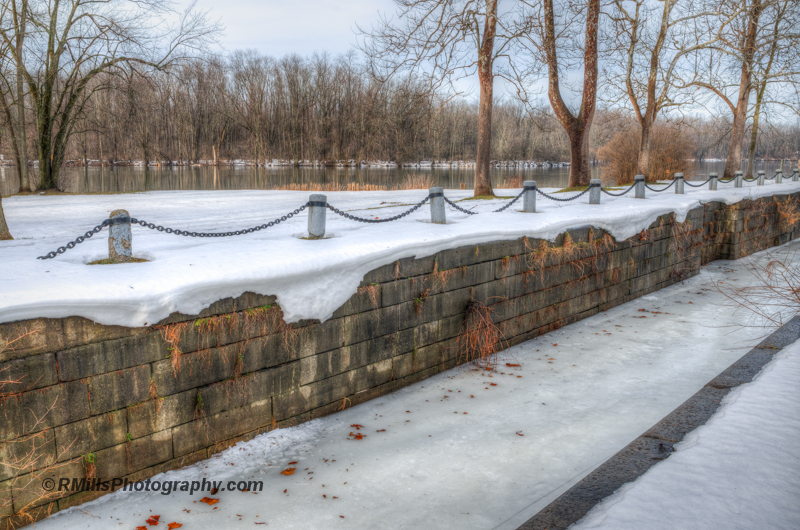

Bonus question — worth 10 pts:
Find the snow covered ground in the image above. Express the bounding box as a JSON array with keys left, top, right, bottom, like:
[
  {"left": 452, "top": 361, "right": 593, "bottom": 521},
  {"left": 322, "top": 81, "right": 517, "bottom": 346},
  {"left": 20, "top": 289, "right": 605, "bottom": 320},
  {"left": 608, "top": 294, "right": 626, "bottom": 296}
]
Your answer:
[
  {"left": 571, "top": 339, "right": 800, "bottom": 530},
  {"left": 27, "top": 240, "right": 800, "bottom": 530},
  {"left": 2, "top": 180, "right": 799, "bottom": 327}
]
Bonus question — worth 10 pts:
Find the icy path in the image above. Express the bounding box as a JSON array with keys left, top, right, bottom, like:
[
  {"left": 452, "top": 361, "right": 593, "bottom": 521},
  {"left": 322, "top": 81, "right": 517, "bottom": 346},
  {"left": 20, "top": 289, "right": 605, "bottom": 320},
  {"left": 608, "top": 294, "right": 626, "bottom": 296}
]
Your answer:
[
  {"left": 30, "top": 242, "right": 799, "bottom": 530},
  {"left": 2, "top": 181, "right": 799, "bottom": 326},
  {"left": 571, "top": 340, "right": 800, "bottom": 530}
]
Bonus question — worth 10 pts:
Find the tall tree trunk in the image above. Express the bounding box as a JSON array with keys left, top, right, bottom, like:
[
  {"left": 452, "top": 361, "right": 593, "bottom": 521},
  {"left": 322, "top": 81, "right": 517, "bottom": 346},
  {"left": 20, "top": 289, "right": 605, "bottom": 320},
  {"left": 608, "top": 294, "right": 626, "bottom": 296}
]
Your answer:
[
  {"left": 475, "top": 71, "right": 494, "bottom": 196},
  {"left": 0, "top": 197, "right": 12, "bottom": 240},
  {"left": 543, "top": 0, "right": 600, "bottom": 187},
  {"left": 724, "top": 0, "right": 762, "bottom": 179},
  {"left": 745, "top": 87, "right": 764, "bottom": 178},
  {"left": 15, "top": 1, "right": 28, "bottom": 192},
  {"left": 637, "top": 118, "right": 653, "bottom": 177},
  {"left": 474, "top": 0, "right": 498, "bottom": 197}
]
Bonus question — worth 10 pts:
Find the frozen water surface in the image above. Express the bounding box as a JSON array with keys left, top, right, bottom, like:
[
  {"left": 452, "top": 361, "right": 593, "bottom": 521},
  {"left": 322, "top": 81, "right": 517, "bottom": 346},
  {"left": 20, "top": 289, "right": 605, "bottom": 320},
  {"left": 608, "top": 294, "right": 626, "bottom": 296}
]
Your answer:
[{"left": 28, "top": 241, "right": 800, "bottom": 530}]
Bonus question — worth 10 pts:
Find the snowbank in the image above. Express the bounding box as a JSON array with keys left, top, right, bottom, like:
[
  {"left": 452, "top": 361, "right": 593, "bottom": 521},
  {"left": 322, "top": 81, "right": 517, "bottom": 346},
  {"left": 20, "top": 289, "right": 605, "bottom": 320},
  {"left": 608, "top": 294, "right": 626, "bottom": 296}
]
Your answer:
[
  {"left": 1, "top": 181, "right": 799, "bottom": 327},
  {"left": 571, "top": 338, "right": 800, "bottom": 530}
]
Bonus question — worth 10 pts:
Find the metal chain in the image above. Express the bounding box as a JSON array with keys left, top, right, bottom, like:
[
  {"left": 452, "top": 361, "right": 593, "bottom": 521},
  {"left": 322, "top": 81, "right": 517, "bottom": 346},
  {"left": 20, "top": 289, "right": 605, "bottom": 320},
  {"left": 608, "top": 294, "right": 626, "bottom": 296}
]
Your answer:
[
  {"left": 743, "top": 177, "right": 757, "bottom": 182},
  {"left": 601, "top": 183, "right": 636, "bottom": 197},
  {"left": 684, "top": 178, "right": 711, "bottom": 188},
  {"left": 719, "top": 177, "right": 736, "bottom": 183},
  {"left": 645, "top": 180, "right": 676, "bottom": 192},
  {"left": 327, "top": 195, "right": 431, "bottom": 223},
  {"left": 37, "top": 205, "right": 309, "bottom": 259},
  {"left": 443, "top": 196, "right": 479, "bottom": 214},
  {"left": 492, "top": 190, "right": 526, "bottom": 212},
  {"left": 536, "top": 187, "right": 591, "bottom": 202},
  {"left": 132, "top": 204, "right": 308, "bottom": 237},
  {"left": 37, "top": 219, "right": 112, "bottom": 259}
]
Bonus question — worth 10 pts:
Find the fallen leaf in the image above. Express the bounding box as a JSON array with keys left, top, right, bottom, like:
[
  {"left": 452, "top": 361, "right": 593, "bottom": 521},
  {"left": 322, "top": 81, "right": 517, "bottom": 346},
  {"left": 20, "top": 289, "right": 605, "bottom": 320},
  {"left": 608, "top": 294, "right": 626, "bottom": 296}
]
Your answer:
[
  {"left": 200, "top": 497, "right": 219, "bottom": 505},
  {"left": 210, "top": 487, "right": 219, "bottom": 495},
  {"left": 146, "top": 515, "right": 160, "bottom": 525},
  {"left": 553, "top": 343, "right": 558, "bottom": 346},
  {"left": 490, "top": 383, "right": 497, "bottom": 386},
  {"left": 281, "top": 468, "right": 296, "bottom": 475},
  {"left": 350, "top": 424, "right": 363, "bottom": 430},
  {"left": 340, "top": 516, "right": 345, "bottom": 519},
  {"left": 505, "top": 363, "right": 520, "bottom": 367},
  {"left": 516, "top": 432, "right": 524, "bottom": 436},
  {"left": 376, "top": 429, "right": 386, "bottom": 432},
  {"left": 167, "top": 523, "right": 182, "bottom": 529},
  {"left": 137, "top": 527, "right": 147, "bottom": 530},
  {"left": 287, "top": 461, "right": 298, "bottom": 465},
  {"left": 349, "top": 432, "right": 364, "bottom": 440}
]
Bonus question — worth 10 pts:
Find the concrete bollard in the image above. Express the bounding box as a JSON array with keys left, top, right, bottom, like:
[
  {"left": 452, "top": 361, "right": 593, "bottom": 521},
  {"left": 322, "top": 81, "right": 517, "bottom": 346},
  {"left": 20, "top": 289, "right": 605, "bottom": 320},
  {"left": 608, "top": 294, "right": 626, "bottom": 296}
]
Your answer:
[
  {"left": 757, "top": 170, "right": 765, "bottom": 186},
  {"left": 523, "top": 181, "right": 537, "bottom": 213},
  {"left": 709, "top": 172, "right": 718, "bottom": 191},
  {"left": 430, "top": 187, "right": 446, "bottom": 224},
  {"left": 734, "top": 171, "right": 743, "bottom": 188},
  {"left": 775, "top": 170, "right": 782, "bottom": 184},
  {"left": 108, "top": 210, "right": 132, "bottom": 263},
  {"left": 634, "top": 175, "right": 645, "bottom": 199},
  {"left": 307, "top": 194, "right": 327, "bottom": 239},
  {"left": 589, "top": 179, "right": 601, "bottom": 204},
  {"left": 674, "top": 173, "right": 684, "bottom": 194}
]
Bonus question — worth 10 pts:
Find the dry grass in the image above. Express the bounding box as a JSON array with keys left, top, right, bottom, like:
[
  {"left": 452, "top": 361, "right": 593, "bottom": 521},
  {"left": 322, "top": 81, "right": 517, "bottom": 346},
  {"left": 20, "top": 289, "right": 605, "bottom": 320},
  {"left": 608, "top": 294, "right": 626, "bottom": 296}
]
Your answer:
[
  {"left": 498, "top": 175, "right": 524, "bottom": 188},
  {"left": 597, "top": 123, "right": 693, "bottom": 184},
  {"left": 267, "top": 172, "right": 433, "bottom": 192},
  {"left": 777, "top": 196, "right": 800, "bottom": 230},
  {"left": 454, "top": 301, "right": 506, "bottom": 369},
  {"left": 716, "top": 247, "right": 800, "bottom": 328}
]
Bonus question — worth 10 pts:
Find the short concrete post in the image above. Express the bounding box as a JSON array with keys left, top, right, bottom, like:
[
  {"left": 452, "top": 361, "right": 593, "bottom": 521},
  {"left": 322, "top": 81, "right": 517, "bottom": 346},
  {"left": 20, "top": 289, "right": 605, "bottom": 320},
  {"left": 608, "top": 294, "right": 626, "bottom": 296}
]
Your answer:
[
  {"left": 674, "top": 173, "right": 684, "bottom": 194},
  {"left": 108, "top": 210, "right": 132, "bottom": 263},
  {"left": 634, "top": 174, "right": 645, "bottom": 199},
  {"left": 734, "top": 171, "right": 743, "bottom": 188},
  {"left": 307, "top": 194, "right": 327, "bottom": 239},
  {"left": 522, "top": 181, "right": 537, "bottom": 213},
  {"left": 709, "top": 172, "right": 718, "bottom": 191},
  {"left": 775, "top": 170, "right": 782, "bottom": 184},
  {"left": 793, "top": 170, "right": 799, "bottom": 182},
  {"left": 757, "top": 170, "right": 765, "bottom": 186},
  {"left": 430, "top": 187, "right": 446, "bottom": 224},
  {"left": 589, "top": 179, "right": 601, "bottom": 204}
]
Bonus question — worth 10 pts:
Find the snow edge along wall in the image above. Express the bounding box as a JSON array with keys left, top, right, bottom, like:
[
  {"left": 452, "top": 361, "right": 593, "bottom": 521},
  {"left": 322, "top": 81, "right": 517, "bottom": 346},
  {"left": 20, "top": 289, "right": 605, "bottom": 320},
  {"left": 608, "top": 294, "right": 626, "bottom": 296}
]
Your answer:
[{"left": 1, "top": 191, "right": 799, "bottom": 528}]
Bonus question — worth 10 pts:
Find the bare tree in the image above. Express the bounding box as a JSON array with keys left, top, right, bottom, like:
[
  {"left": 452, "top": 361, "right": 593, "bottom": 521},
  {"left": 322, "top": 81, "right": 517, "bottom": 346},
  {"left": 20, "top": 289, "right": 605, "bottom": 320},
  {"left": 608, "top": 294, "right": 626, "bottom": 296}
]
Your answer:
[
  {"left": 604, "top": 0, "right": 742, "bottom": 178},
  {"left": 359, "top": 0, "right": 532, "bottom": 196},
  {"left": 0, "top": 195, "right": 10, "bottom": 239},
  {"left": 744, "top": 0, "right": 800, "bottom": 177},
  {"left": 524, "top": 0, "right": 600, "bottom": 187},
  {"left": 0, "top": 0, "right": 219, "bottom": 190}
]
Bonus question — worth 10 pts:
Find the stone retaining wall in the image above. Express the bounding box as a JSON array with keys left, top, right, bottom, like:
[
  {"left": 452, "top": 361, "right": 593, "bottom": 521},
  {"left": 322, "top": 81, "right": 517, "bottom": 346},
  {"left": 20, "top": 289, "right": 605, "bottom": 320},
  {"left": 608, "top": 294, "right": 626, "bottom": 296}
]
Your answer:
[{"left": 1, "top": 192, "right": 798, "bottom": 528}]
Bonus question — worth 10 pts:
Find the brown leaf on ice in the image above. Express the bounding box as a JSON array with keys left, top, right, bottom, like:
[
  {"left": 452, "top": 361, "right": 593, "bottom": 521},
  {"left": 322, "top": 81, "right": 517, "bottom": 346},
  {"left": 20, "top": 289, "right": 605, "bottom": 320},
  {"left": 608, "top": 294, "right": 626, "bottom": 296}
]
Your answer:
[{"left": 281, "top": 468, "right": 296, "bottom": 475}]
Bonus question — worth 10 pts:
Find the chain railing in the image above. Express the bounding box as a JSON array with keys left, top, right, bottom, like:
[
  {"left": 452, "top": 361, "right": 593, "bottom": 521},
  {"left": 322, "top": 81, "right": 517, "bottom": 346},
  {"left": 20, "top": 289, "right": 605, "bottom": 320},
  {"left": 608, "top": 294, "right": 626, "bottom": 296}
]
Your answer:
[{"left": 35, "top": 172, "right": 800, "bottom": 261}]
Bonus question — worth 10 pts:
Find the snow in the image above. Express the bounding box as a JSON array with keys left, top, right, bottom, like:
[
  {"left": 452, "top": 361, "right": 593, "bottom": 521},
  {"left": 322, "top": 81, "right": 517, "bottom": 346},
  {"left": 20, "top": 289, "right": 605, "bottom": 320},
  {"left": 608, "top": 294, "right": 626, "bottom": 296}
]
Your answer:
[
  {"left": 27, "top": 240, "right": 800, "bottom": 530},
  {"left": 571, "top": 340, "right": 800, "bottom": 530},
  {"left": 1, "top": 180, "right": 799, "bottom": 327}
]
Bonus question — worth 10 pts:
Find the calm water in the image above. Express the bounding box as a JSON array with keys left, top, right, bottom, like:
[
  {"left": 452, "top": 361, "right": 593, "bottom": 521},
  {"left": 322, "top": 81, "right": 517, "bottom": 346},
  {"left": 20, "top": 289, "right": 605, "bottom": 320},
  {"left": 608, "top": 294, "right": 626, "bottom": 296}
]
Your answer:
[{"left": 0, "top": 160, "right": 794, "bottom": 196}]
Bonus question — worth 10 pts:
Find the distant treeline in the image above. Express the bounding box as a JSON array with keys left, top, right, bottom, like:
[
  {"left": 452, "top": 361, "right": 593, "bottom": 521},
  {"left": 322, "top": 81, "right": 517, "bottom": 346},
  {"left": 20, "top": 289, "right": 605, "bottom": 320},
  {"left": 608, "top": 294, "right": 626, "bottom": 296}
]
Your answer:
[{"left": 2, "top": 51, "right": 799, "bottom": 170}]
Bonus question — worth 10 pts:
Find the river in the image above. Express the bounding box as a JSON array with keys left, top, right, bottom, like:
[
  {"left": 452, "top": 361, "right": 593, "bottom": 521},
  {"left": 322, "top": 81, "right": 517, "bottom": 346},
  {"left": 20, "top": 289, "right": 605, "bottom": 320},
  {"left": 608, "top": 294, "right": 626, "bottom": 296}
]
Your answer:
[{"left": 0, "top": 160, "right": 795, "bottom": 196}]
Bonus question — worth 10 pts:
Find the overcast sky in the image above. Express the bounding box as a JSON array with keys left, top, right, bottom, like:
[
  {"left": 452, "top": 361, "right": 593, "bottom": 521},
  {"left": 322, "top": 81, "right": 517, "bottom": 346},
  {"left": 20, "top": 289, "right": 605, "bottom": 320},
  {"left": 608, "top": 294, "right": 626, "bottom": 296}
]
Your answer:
[{"left": 184, "top": 0, "right": 396, "bottom": 58}]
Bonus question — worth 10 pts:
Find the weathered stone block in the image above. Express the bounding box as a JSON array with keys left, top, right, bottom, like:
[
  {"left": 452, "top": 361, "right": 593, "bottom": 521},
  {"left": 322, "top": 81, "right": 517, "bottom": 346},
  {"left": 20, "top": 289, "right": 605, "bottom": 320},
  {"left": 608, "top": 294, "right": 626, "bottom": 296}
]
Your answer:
[
  {"left": 0, "top": 430, "right": 56, "bottom": 482},
  {"left": 88, "top": 365, "right": 151, "bottom": 415},
  {"left": 172, "top": 398, "right": 271, "bottom": 456},
  {"left": 0, "top": 381, "right": 90, "bottom": 442},
  {"left": 57, "top": 333, "right": 166, "bottom": 381},
  {"left": 0, "top": 354, "right": 57, "bottom": 393},
  {"left": 54, "top": 410, "right": 127, "bottom": 461}
]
